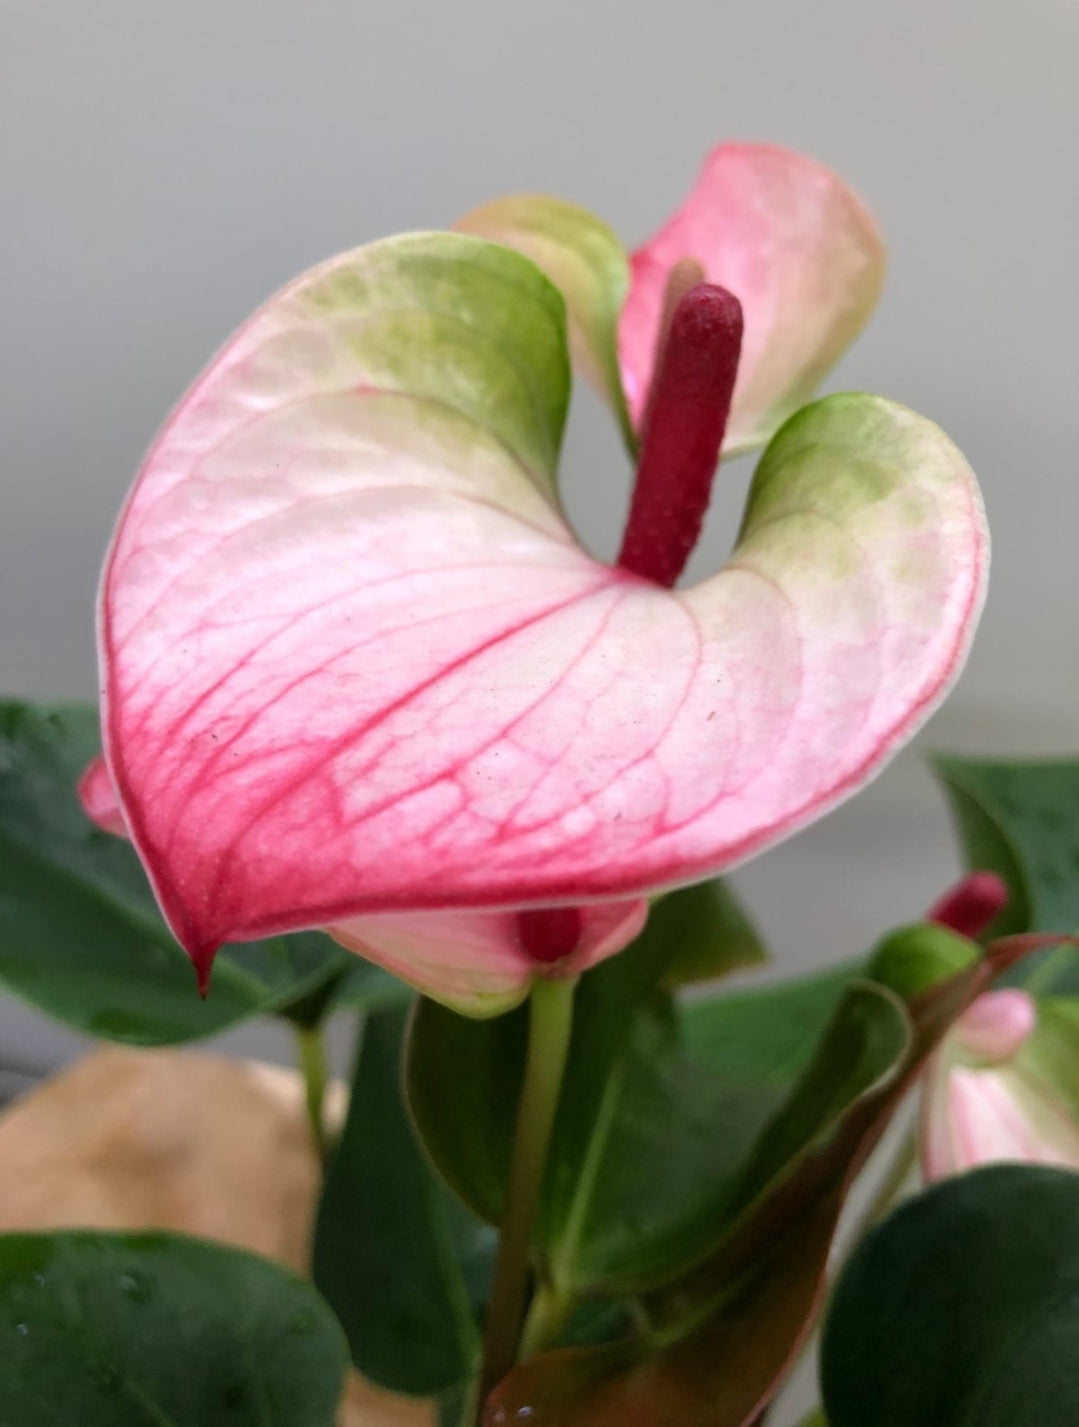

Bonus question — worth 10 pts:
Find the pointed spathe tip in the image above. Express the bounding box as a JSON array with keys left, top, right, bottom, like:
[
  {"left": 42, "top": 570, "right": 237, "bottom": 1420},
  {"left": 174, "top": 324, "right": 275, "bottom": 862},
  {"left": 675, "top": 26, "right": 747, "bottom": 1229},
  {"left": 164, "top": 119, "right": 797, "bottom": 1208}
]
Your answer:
[{"left": 185, "top": 941, "right": 219, "bottom": 1000}]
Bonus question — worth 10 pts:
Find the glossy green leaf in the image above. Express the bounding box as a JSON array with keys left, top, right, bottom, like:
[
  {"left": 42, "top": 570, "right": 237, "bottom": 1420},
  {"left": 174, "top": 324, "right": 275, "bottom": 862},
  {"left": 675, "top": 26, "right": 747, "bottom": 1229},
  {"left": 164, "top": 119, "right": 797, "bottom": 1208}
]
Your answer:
[
  {"left": 0, "top": 1229, "right": 347, "bottom": 1426},
  {"left": 680, "top": 959, "right": 859, "bottom": 1083},
  {"left": 932, "top": 756, "right": 1079, "bottom": 987},
  {"left": 407, "top": 995, "right": 525, "bottom": 1227},
  {"left": 652, "top": 878, "right": 768, "bottom": 989},
  {"left": 455, "top": 193, "right": 634, "bottom": 451},
  {"left": 542, "top": 931, "right": 967, "bottom": 1296},
  {"left": 313, "top": 1006, "right": 494, "bottom": 1396},
  {"left": 822, "top": 1165, "right": 1079, "bottom": 1426},
  {"left": 0, "top": 702, "right": 350, "bottom": 1043},
  {"left": 484, "top": 929, "right": 1009, "bottom": 1427}
]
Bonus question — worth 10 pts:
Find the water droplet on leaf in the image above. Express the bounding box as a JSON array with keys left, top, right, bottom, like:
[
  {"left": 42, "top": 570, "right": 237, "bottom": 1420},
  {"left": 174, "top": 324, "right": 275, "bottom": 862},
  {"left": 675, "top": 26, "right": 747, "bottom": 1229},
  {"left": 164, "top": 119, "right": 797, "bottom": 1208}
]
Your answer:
[
  {"left": 88, "top": 1356, "right": 121, "bottom": 1392},
  {"left": 118, "top": 1270, "right": 155, "bottom": 1303},
  {"left": 288, "top": 1308, "right": 318, "bottom": 1335}
]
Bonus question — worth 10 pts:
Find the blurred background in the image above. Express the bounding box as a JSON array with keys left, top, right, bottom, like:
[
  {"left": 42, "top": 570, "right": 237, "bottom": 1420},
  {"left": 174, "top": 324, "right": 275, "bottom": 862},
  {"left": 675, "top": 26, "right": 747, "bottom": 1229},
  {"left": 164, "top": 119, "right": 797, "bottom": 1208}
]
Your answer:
[{"left": 1, "top": 0, "right": 1075, "bottom": 1221}]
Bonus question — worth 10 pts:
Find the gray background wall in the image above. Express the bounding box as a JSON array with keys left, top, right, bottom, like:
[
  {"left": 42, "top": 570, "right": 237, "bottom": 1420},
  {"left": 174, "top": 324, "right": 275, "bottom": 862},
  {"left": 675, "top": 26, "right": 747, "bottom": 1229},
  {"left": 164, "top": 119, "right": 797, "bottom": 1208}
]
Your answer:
[{"left": 1, "top": 2, "right": 1076, "bottom": 1413}]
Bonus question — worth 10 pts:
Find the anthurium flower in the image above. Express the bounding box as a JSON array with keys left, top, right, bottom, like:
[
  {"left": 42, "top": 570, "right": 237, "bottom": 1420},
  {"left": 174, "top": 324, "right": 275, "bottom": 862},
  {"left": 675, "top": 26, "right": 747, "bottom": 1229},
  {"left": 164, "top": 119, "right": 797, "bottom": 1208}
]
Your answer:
[
  {"left": 920, "top": 989, "right": 1079, "bottom": 1178},
  {"left": 458, "top": 141, "right": 885, "bottom": 454},
  {"left": 922, "top": 873, "right": 1079, "bottom": 1177},
  {"left": 87, "top": 211, "right": 985, "bottom": 1015},
  {"left": 79, "top": 758, "right": 646, "bottom": 1016}
]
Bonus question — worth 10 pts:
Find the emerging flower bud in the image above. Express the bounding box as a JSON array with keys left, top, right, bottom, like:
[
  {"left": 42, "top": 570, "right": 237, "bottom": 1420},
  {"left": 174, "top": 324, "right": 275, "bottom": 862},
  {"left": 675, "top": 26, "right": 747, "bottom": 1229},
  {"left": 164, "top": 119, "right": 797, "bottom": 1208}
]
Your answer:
[
  {"left": 921, "top": 989, "right": 1079, "bottom": 1180},
  {"left": 926, "top": 870, "right": 1008, "bottom": 941}
]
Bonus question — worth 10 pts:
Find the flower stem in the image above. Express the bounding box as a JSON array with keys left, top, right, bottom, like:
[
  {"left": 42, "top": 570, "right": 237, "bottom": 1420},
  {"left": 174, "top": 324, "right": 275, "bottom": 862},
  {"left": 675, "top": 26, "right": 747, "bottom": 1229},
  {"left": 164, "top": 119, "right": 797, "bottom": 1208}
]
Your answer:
[
  {"left": 294, "top": 1022, "right": 330, "bottom": 1168},
  {"left": 519, "top": 1279, "right": 576, "bottom": 1360},
  {"left": 477, "top": 975, "right": 576, "bottom": 1411}
]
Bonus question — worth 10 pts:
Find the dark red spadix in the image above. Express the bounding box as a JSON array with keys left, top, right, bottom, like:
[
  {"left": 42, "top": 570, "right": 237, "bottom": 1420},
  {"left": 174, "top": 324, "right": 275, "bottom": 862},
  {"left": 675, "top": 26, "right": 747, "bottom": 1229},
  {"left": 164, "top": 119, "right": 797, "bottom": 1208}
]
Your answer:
[{"left": 617, "top": 276, "right": 744, "bottom": 588}]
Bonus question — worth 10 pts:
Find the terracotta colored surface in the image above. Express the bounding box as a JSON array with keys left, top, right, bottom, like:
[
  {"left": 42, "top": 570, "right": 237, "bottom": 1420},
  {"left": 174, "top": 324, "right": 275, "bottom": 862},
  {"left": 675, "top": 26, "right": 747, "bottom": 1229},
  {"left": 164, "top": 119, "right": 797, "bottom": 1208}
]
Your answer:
[{"left": 0, "top": 1047, "right": 432, "bottom": 1427}]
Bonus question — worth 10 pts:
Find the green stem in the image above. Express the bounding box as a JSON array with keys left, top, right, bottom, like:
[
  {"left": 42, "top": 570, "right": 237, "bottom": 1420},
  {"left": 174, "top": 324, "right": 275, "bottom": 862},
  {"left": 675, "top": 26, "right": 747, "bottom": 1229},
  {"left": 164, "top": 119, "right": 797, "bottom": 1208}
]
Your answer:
[
  {"left": 477, "top": 975, "right": 577, "bottom": 1411},
  {"left": 294, "top": 1023, "right": 330, "bottom": 1168},
  {"left": 519, "top": 1279, "right": 576, "bottom": 1360}
]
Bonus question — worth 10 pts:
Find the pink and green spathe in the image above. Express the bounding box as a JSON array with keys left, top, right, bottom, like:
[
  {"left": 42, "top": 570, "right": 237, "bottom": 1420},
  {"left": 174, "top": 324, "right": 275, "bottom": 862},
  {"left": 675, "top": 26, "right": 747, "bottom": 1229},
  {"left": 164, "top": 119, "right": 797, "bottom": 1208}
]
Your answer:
[
  {"left": 81, "top": 142, "right": 988, "bottom": 1016},
  {"left": 922, "top": 874, "right": 1079, "bottom": 1177}
]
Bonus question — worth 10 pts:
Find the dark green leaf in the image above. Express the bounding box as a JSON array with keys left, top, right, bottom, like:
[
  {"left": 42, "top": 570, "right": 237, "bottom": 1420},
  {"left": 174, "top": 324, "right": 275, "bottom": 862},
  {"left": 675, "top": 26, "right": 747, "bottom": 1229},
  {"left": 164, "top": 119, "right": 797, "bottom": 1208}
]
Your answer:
[
  {"left": 407, "top": 996, "right": 525, "bottom": 1227},
  {"left": 0, "top": 701, "right": 349, "bottom": 1043},
  {"left": 680, "top": 959, "right": 860, "bottom": 1083},
  {"left": 932, "top": 755, "right": 1079, "bottom": 987},
  {"left": 313, "top": 1006, "right": 494, "bottom": 1396},
  {"left": 438, "top": 1382, "right": 472, "bottom": 1427},
  {"left": 822, "top": 1165, "right": 1079, "bottom": 1427},
  {"left": 651, "top": 878, "right": 768, "bottom": 989},
  {"left": 0, "top": 1229, "right": 347, "bottom": 1426}
]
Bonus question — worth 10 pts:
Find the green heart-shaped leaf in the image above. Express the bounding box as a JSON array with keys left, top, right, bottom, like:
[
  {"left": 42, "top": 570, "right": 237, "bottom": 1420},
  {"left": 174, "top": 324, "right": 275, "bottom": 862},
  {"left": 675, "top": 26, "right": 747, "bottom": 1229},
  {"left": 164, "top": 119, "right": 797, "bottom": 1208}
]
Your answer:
[
  {"left": 822, "top": 1164, "right": 1079, "bottom": 1426},
  {"left": 0, "top": 701, "right": 351, "bottom": 1043},
  {"left": 0, "top": 1230, "right": 347, "bottom": 1425},
  {"left": 932, "top": 755, "right": 1079, "bottom": 988}
]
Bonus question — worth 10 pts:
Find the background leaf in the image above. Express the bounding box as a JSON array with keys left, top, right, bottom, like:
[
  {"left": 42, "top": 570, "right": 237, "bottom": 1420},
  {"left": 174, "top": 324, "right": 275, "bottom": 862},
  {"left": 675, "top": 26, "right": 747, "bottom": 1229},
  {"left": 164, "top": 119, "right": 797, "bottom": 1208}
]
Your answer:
[
  {"left": 0, "top": 701, "right": 351, "bottom": 1043},
  {"left": 821, "top": 1165, "right": 1079, "bottom": 1426},
  {"left": 932, "top": 755, "right": 1079, "bottom": 988},
  {"left": 0, "top": 1229, "right": 347, "bottom": 1426},
  {"left": 651, "top": 878, "right": 768, "bottom": 989},
  {"left": 313, "top": 1005, "right": 494, "bottom": 1397}
]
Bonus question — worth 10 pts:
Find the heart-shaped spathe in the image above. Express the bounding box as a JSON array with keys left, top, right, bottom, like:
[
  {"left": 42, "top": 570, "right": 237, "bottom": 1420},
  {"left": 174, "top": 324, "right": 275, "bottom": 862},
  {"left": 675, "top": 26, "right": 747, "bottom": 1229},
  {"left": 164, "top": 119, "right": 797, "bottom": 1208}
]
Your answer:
[{"left": 97, "top": 232, "right": 985, "bottom": 986}]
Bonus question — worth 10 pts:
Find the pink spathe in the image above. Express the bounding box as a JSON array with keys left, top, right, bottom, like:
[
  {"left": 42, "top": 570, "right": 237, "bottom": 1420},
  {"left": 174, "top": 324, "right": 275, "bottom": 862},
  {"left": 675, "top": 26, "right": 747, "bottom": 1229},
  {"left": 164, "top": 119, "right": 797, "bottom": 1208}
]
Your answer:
[
  {"left": 618, "top": 143, "right": 885, "bottom": 452},
  {"left": 79, "top": 756, "right": 646, "bottom": 1016},
  {"left": 86, "top": 202, "right": 984, "bottom": 1011},
  {"left": 953, "top": 989, "right": 1037, "bottom": 1063}
]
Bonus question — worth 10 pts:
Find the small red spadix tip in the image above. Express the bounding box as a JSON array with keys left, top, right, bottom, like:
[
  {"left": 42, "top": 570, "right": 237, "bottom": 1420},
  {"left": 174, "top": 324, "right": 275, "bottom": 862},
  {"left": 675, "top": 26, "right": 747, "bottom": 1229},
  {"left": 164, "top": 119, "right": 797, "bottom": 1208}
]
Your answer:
[
  {"left": 516, "top": 906, "right": 584, "bottom": 965},
  {"left": 189, "top": 945, "right": 216, "bottom": 999},
  {"left": 618, "top": 279, "right": 744, "bottom": 588},
  {"left": 927, "top": 871, "right": 1009, "bottom": 940}
]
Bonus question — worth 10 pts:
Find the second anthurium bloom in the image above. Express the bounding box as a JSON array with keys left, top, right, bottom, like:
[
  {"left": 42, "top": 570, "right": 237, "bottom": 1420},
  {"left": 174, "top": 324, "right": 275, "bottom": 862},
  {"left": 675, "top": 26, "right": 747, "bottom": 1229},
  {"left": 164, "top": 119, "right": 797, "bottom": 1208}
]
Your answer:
[
  {"left": 82, "top": 141, "right": 988, "bottom": 1016},
  {"left": 923, "top": 874, "right": 1079, "bottom": 1177}
]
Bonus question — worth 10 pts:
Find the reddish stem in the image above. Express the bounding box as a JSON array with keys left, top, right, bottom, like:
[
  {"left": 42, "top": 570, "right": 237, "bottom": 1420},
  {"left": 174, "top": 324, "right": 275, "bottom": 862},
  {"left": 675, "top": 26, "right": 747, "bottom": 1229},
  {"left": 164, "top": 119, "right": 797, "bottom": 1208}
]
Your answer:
[{"left": 617, "top": 280, "right": 743, "bottom": 587}]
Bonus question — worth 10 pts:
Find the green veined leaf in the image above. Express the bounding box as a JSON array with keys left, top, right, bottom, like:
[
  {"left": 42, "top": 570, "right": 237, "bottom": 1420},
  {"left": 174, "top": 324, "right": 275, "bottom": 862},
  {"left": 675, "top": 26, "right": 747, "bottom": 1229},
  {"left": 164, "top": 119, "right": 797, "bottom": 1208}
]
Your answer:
[{"left": 932, "top": 755, "right": 1079, "bottom": 988}]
